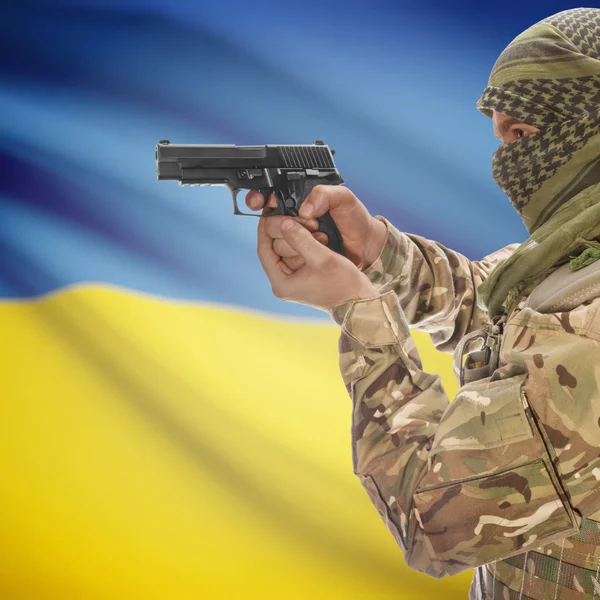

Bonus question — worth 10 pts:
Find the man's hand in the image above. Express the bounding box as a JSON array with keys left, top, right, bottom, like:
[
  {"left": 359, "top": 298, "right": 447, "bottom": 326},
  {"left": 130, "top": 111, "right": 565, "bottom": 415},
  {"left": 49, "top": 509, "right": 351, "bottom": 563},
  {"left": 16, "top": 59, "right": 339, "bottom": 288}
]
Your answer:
[
  {"left": 258, "top": 216, "right": 379, "bottom": 312},
  {"left": 246, "top": 186, "right": 388, "bottom": 272}
]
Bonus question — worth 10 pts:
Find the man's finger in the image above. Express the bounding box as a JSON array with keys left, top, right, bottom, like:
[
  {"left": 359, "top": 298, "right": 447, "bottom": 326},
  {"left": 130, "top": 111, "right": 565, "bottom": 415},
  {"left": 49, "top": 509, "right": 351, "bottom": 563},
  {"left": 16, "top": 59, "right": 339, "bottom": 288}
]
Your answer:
[
  {"left": 280, "top": 219, "right": 330, "bottom": 265},
  {"left": 266, "top": 192, "right": 278, "bottom": 209},
  {"left": 247, "top": 192, "right": 280, "bottom": 213},
  {"left": 264, "top": 215, "right": 320, "bottom": 239},
  {"left": 298, "top": 185, "right": 349, "bottom": 218},
  {"left": 245, "top": 191, "right": 265, "bottom": 211},
  {"left": 282, "top": 255, "right": 305, "bottom": 272},
  {"left": 273, "top": 237, "right": 299, "bottom": 258},
  {"left": 314, "top": 232, "right": 328, "bottom": 245},
  {"left": 279, "top": 261, "right": 294, "bottom": 276},
  {"left": 257, "top": 216, "right": 289, "bottom": 281},
  {"left": 274, "top": 232, "right": 327, "bottom": 257}
]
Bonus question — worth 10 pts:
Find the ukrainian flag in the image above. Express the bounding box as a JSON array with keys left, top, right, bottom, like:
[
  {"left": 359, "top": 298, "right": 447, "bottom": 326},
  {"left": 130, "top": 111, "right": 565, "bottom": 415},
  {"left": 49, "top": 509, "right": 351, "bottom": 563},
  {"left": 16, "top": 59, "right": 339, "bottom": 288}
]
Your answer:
[{"left": 2, "top": 1, "right": 542, "bottom": 598}]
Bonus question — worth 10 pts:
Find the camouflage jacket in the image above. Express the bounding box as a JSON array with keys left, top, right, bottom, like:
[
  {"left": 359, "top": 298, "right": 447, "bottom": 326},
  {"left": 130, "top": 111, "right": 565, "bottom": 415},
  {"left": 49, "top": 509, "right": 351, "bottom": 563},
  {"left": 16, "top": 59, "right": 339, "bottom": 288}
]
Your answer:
[{"left": 328, "top": 215, "right": 600, "bottom": 579}]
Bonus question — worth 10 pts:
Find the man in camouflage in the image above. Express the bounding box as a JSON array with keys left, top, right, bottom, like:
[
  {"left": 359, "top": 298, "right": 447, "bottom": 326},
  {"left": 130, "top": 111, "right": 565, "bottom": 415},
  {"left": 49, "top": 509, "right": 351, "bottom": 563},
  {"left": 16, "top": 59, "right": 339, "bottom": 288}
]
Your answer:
[{"left": 247, "top": 8, "right": 600, "bottom": 599}]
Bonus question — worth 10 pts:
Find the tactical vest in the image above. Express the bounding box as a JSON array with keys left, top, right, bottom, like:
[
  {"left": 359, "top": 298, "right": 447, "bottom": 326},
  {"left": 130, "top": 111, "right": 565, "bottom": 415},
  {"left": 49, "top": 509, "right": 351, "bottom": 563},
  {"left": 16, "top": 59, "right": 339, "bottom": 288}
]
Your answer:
[{"left": 454, "top": 259, "right": 600, "bottom": 600}]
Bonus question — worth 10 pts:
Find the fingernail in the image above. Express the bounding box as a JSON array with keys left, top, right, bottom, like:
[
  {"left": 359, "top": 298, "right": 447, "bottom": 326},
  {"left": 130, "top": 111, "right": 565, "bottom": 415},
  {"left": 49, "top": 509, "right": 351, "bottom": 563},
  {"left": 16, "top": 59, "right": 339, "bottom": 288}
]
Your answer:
[
  {"left": 281, "top": 219, "right": 295, "bottom": 231},
  {"left": 300, "top": 202, "right": 313, "bottom": 217}
]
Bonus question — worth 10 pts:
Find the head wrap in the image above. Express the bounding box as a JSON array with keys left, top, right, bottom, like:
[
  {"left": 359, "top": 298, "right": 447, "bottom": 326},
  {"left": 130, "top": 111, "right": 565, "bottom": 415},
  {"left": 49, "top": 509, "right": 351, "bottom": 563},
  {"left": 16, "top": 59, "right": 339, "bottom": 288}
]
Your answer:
[{"left": 475, "top": 8, "right": 600, "bottom": 318}]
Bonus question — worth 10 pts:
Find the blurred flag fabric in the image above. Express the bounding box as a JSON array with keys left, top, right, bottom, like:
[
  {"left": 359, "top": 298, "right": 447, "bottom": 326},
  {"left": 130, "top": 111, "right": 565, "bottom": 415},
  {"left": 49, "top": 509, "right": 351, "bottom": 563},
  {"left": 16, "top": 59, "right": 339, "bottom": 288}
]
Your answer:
[{"left": 0, "top": 1, "right": 576, "bottom": 598}]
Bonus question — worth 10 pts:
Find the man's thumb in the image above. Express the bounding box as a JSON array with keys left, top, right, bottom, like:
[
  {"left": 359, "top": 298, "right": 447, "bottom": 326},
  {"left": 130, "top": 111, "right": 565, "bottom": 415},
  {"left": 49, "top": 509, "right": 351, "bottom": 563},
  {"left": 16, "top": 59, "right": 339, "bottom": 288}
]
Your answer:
[
  {"left": 299, "top": 186, "right": 348, "bottom": 218},
  {"left": 281, "top": 219, "right": 326, "bottom": 262}
]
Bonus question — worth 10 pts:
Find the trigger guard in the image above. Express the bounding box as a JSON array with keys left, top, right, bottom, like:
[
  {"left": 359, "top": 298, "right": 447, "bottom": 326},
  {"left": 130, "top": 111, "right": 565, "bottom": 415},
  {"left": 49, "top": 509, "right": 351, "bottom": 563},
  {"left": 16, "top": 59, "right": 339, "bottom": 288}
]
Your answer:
[{"left": 231, "top": 187, "right": 244, "bottom": 216}]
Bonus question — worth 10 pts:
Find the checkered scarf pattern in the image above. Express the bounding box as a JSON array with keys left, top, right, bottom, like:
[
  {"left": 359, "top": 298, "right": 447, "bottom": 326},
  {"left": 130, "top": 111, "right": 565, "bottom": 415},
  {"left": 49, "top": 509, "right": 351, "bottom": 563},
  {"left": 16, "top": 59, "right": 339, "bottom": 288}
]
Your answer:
[
  {"left": 476, "top": 8, "right": 600, "bottom": 319},
  {"left": 476, "top": 8, "right": 600, "bottom": 233}
]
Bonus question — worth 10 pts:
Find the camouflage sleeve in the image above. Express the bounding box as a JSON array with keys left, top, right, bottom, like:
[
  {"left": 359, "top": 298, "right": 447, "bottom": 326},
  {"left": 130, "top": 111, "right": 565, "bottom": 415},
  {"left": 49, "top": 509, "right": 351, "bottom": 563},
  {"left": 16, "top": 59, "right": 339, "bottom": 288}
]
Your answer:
[
  {"left": 329, "top": 291, "right": 583, "bottom": 578},
  {"left": 363, "top": 215, "right": 519, "bottom": 353}
]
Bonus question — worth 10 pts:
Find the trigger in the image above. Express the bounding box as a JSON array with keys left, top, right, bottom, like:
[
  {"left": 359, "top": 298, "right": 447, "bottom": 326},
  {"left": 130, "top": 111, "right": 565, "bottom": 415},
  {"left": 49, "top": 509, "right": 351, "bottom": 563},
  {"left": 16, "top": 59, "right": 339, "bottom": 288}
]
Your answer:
[
  {"left": 260, "top": 188, "right": 285, "bottom": 216},
  {"left": 258, "top": 187, "right": 275, "bottom": 205}
]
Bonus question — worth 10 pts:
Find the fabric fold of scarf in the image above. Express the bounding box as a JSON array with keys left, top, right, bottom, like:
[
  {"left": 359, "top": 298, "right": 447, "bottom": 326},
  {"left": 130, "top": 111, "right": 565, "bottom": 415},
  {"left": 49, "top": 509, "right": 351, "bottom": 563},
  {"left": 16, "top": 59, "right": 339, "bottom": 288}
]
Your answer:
[{"left": 477, "top": 181, "right": 600, "bottom": 317}]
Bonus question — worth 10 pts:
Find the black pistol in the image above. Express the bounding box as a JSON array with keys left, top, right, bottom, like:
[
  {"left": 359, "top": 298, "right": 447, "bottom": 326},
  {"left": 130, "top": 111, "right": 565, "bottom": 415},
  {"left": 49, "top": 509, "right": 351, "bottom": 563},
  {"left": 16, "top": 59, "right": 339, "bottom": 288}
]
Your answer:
[{"left": 155, "top": 140, "right": 345, "bottom": 255}]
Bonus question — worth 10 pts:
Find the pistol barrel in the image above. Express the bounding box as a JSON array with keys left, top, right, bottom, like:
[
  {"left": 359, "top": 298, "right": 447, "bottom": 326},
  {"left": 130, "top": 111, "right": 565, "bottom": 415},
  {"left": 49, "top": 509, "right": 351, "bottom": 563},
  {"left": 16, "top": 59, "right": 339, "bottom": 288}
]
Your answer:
[
  {"left": 155, "top": 141, "right": 337, "bottom": 181},
  {"left": 155, "top": 139, "right": 346, "bottom": 255}
]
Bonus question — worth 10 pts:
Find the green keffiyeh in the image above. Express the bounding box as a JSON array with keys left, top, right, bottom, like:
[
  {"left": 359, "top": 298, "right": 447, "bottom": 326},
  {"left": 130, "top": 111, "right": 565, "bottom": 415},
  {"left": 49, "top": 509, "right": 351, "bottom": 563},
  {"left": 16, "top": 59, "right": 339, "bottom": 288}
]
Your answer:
[{"left": 475, "top": 8, "right": 600, "bottom": 319}]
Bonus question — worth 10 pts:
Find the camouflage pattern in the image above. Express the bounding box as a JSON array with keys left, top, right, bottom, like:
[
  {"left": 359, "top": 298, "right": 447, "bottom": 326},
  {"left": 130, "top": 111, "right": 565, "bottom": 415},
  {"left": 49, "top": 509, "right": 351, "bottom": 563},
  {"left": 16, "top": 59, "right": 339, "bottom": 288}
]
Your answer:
[
  {"left": 328, "top": 216, "right": 600, "bottom": 598},
  {"left": 480, "top": 520, "right": 600, "bottom": 599},
  {"left": 476, "top": 8, "right": 600, "bottom": 232},
  {"left": 477, "top": 181, "right": 600, "bottom": 320},
  {"left": 345, "top": 216, "right": 520, "bottom": 354}
]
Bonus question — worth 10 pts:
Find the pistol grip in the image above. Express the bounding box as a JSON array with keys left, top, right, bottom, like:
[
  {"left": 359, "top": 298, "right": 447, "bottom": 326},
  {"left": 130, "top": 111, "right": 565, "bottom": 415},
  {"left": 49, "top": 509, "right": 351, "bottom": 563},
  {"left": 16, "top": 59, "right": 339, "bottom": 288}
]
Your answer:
[{"left": 317, "top": 211, "right": 344, "bottom": 256}]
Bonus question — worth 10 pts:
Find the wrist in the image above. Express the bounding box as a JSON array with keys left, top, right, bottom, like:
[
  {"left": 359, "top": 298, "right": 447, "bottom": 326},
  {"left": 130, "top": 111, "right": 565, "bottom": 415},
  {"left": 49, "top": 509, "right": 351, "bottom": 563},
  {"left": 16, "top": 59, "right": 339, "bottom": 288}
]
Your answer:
[{"left": 362, "top": 216, "right": 388, "bottom": 271}]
